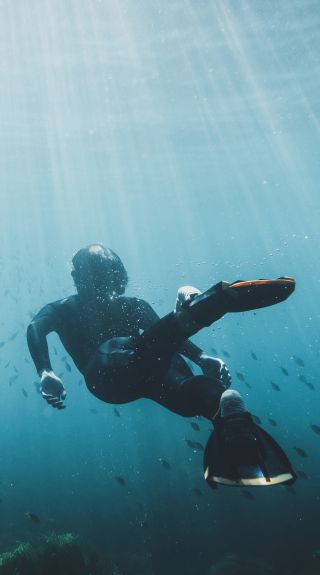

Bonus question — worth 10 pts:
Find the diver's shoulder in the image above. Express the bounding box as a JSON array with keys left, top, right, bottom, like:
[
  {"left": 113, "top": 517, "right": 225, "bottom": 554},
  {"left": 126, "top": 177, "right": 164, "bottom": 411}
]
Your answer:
[
  {"left": 47, "top": 295, "right": 79, "bottom": 311},
  {"left": 49, "top": 294, "right": 77, "bottom": 305}
]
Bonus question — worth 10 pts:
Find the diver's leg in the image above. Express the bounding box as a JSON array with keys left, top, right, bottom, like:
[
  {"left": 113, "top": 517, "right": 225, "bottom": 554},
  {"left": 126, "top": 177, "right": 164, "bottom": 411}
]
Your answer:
[
  {"left": 133, "top": 312, "right": 190, "bottom": 379},
  {"left": 84, "top": 309, "right": 197, "bottom": 404},
  {"left": 84, "top": 337, "right": 142, "bottom": 404},
  {"left": 175, "top": 277, "right": 295, "bottom": 338},
  {"left": 143, "top": 369, "right": 226, "bottom": 420},
  {"left": 134, "top": 277, "right": 295, "bottom": 375},
  {"left": 144, "top": 366, "right": 296, "bottom": 488}
]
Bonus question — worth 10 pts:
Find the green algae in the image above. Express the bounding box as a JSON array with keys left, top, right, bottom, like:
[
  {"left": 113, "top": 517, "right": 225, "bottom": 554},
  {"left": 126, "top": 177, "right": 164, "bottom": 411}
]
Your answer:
[
  {"left": 0, "top": 532, "right": 93, "bottom": 575},
  {"left": 0, "top": 541, "right": 35, "bottom": 575}
]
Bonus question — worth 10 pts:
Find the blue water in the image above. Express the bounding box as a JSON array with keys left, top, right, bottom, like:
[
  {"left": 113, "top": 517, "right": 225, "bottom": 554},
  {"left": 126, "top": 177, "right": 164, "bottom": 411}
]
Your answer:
[{"left": 0, "top": 1, "right": 320, "bottom": 574}]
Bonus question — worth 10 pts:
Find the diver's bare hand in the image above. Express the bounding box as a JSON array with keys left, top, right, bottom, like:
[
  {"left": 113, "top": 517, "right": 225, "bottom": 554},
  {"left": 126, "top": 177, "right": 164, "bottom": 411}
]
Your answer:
[
  {"left": 40, "top": 370, "right": 66, "bottom": 409},
  {"left": 198, "top": 354, "right": 231, "bottom": 390}
]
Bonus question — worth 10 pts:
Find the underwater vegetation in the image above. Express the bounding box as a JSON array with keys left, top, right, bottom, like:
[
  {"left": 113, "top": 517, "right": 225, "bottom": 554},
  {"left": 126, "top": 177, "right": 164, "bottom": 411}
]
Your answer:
[
  {"left": 0, "top": 532, "right": 117, "bottom": 575},
  {"left": 1, "top": 537, "right": 319, "bottom": 575}
]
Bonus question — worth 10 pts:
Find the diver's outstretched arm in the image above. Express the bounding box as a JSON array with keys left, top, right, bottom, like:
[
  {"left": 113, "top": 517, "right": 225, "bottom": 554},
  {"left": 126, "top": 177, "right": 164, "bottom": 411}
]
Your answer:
[
  {"left": 27, "top": 304, "right": 55, "bottom": 376},
  {"left": 27, "top": 305, "right": 66, "bottom": 409}
]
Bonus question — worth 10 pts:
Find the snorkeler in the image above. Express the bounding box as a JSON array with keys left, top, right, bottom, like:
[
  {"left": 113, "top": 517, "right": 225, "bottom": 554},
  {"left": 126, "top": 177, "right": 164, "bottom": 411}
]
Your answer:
[{"left": 27, "top": 244, "right": 296, "bottom": 488}]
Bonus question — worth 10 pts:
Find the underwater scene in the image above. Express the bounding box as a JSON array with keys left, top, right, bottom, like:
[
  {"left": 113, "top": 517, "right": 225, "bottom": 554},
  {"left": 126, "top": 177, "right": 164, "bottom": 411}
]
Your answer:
[{"left": 0, "top": 1, "right": 320, "bottom": 574}]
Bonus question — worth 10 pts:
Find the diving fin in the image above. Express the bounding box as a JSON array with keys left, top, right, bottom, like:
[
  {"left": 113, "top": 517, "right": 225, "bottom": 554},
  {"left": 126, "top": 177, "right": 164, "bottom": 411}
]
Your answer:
[
  {"left": 204, "top": 412, "right": 296, "bottom": 489},
  {"left": 185, "top": 277, "right": 295, "bottom": 327},
  {"left": 227, "top": 277, "right": 296, "bottom": 312}
]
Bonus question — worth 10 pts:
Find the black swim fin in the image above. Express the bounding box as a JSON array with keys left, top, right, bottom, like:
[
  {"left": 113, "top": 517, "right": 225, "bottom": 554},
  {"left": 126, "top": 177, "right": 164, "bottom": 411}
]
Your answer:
[
  {"left": 204, "top": 412, "right": 296, "bottom": 489},
  {"left": 227, "top": 277, "right": 296, "bottom": 312},
  {"left": 185, "top": 277, "right": 295, "bottom": 327}
]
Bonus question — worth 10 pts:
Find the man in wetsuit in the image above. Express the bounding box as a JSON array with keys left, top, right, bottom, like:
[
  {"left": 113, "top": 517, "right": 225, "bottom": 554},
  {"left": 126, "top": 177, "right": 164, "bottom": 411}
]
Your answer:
[
  {"left": 27, "top": 244, "right": 296, "bottom": 488},
  {"left": 27, "top": 245, "right": 230, "bottom": 415}
]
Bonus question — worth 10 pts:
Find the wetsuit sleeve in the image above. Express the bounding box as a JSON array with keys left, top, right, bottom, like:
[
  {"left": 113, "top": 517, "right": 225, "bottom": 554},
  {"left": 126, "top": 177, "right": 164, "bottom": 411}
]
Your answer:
[
  {"left": 134, "top": 298, "right": 203, "bottom": 363},
  {"left": 27, "top": 303, "right": 59, "bottom": 376}
]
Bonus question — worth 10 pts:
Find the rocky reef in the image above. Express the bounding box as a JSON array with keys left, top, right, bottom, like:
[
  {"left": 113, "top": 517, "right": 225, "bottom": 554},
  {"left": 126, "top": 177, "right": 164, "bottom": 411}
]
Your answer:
[{"left": 0, "top": 532, "right": 109, "bottom": 575}]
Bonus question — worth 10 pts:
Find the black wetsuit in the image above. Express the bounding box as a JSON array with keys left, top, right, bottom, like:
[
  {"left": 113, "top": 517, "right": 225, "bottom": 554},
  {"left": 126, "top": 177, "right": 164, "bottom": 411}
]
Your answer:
[{"left": 27, "top": 294, "right": 225, "bottom": 419}]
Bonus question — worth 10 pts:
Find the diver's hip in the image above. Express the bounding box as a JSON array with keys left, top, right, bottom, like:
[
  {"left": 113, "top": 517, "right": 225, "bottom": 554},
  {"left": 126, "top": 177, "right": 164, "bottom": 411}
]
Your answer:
[{"left": 84, "top": 337, "right": 141, "bottom": 404}]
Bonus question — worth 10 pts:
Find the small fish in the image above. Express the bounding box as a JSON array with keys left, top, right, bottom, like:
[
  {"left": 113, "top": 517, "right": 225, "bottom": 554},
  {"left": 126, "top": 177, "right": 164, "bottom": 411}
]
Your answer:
[
  {"left": 298, "top": 374, "right": 314, "bottom": 389},
  {"left": 296, "top": 470, "right": 308, "bottom": 480},
  {"left": 159, "top": 458, "right": 171, "bottom": 470},
  {"left": 24, "top": 358, "right": 30, "bottom": 364},
  {"left": 236, "top": 372, "right": 245, "bottom": 381},
  {"left": 251, "top": 351, "right": 257, "bottom": 360},
  {"left": 192, "top": 488, "right": 203, "bottom": 497},
  {"left": 193, "top": 441, "right": 204, "bottom": 451},
  {"left": 184, "top": 439, "right": 196, "bottom": 449},
  {"left": 34, "top": 382, "right": 41, "bottom": 395},
  {"left": 0, "top": 342, "right": 5, "bottom": 348},
  {"left": 65, "top": 362, "right": 72, "bottom": 372},
  {"left": 115, "top": 476, "right": 126, "bottom": 486},
  {"left": 281, "top": 367, "right": 289, "bottom": 376},
  {"left": 114, "top": 408, "right": 121, "bottom": 417},
  {"left": 241, "top": 490, "right": 255, "bottom": 501},
  {"left": 9, "top": 375, "right": 18, "bottom": 385},
  {"left": 53, "top": 346, "right": 58, "bottom": 355},
  {"left": 90, "top": 409, "right": 98, "bottom": 414},
  {"left": 4, "top": 361, "right": 10, "bottom": 368},
  {"left": 252, "top": 415, "right": 261, "bottom": 425},
  {"left": 26, "top": 512, "right": 40, "bottom": 524},
  {"left": 284, "top": 485, "right": 296, "bottom": 495},
  {"left": 305, "top": 381, "right": 315, "bottom": 390},
  {"left": 294, "top": 446, "right": 308, "bottom": 458},
  {"left": 14, "top": 366, "right": 18, "bottom": 374},
  {"left": 310, "top": 423, "right": 320, "bottom": 435},
  {"left": 22, "top": 388, "right": 28, "bottom": 398},
  {"left": 293, "top": 356, "right": 305, "bottom": 367},
  {"left": 222, "top": 349, "right": 230, "bottom": 358},
  {"left": 190, "top": 422, "right": 200, "bottom": 431},
  {"left": 78, "top": 379, "right": 83, "bottom": 386},
  {"left": 139, "top": 520, "right": 149, "bottom": 529},
  {"left": 210, "top": 347, "right": 218, "bottom": 355},
  {"left": 271, "top": 382, "right": 280, "bottom": 392},
  {"left": 9, "top": 331, "right": 18, "bottom": 341},
  {"left": 268, "top": 418, "right": 277, "bottom": 427},
  {"left": 244, "top": 382, "right": 252, "bottom": 389}
]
